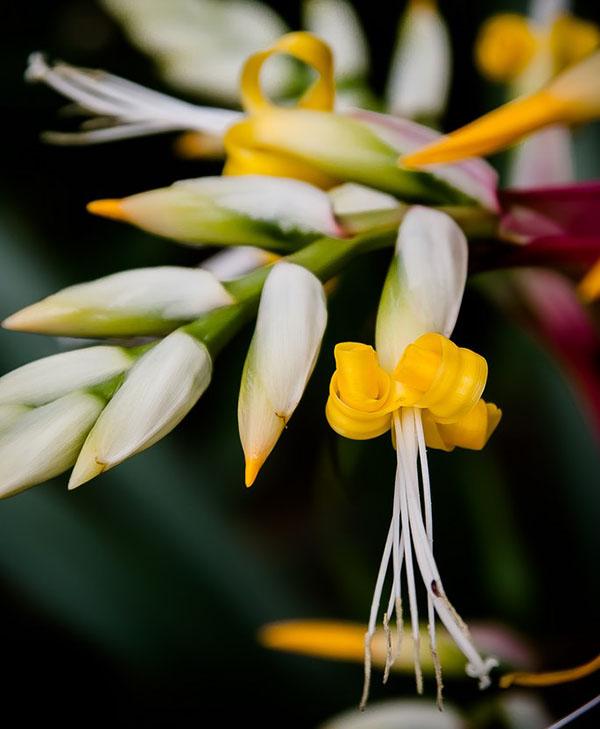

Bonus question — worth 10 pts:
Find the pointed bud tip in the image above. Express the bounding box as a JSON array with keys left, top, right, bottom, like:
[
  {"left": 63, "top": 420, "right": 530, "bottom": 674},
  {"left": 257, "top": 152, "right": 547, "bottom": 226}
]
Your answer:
[
  {"left": 244, "top": 455, "right": 265, "bottom": 488},
  {"left": 87, "top": 198, "right": 128, "bottom": 221},
  {"left": 2, "top": 306, "right": 45, "bottom": 332}
]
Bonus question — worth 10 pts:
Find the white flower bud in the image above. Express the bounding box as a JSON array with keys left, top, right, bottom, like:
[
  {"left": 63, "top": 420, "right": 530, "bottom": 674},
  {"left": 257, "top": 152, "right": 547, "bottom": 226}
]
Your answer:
[
  {"left": 0, "top": 346, "right": 133, "bottom": 406},
  {"left": 376, "top": 207, "right": 467, "bottom": 371},
  {"left": 0, "top": 391, "right": 105, "bottom": 498},
  {"left": 238, "top": 262, "right": 327, "bottom": 486},
  {"left": 70, "top": 331, "right": 211, "bottom": 488},
  {"left": 3, "top": 266, "right": 234, "bottom": 337}
]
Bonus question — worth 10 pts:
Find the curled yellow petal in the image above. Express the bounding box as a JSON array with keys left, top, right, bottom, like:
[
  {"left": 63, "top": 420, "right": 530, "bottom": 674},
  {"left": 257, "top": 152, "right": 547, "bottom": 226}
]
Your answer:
[
  {"left": 422, "top": 400, "right": 502, "bottom": 452},
  {"left": 223, "top": 116, "right": 339, "bottom": 188},
  {"left": 500, "top": 653, "right": 600, "bottom": 688},
  {"left": 394, "top": 333, "right": 488, "bottom": 423},
  {"left": 240, "top": 31, "right": 334, "bottom": 115},
  {"left": 475, "top": 13, "right": 538, "bottom": 83},
  {"left": 325, "top": 343, "right": 405, "bottom": 440}
]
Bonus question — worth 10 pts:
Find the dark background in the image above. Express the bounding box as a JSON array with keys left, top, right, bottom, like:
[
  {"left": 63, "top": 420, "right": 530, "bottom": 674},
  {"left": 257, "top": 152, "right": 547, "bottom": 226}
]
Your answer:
[{"left": 1, "top": 1, "right": 599, "bottom": 726}]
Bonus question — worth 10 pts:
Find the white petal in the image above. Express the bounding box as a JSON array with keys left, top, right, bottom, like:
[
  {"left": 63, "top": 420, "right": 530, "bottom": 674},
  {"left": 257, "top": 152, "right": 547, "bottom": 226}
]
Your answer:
[
  {"left": 0, "top": 346, "right": 133, "bottom": 406},
  {"left": 350, "top": 110, "right": 500, "bottom": 212},
  {"left": 238, "top": 262, "right": 327, "bottom": 481},
  {"left": 386, "top": 1, "right": 451, "bottom": 120},
  {"left": 376, "top": 207, "right": 467, "bottom": 371},
  {"left": 0, "top": 392, "right": 104, "bottom": 498},
  {"left": 4, "top": 266, "right": 233, "bottom": 336},
  {"left": 321, "top": 699, "right": 465, "bottom": 729},
  {"left": 175, "top": 176, "right": 343, "bottom": 238},
  {"left": 303, "top": 0, "right": 369, "bottom": 80},
  {"left": 70, "top": 331, "right": 211, "bottom": 487}
]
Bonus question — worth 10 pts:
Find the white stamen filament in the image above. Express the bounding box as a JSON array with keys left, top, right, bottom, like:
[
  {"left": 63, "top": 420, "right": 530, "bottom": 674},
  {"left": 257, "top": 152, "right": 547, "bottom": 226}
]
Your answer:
[
  {"left": 414, "top": 409, "right": 444, "bottom": 707},
  {"left": 395, "top": 411, "right": 424, "bottom": 695},
  {"left": 26, "top": 53, "right": 242, "bottom": 144},
  {"left": 360, "top": 406, "right": 497, "bottom": 709}
]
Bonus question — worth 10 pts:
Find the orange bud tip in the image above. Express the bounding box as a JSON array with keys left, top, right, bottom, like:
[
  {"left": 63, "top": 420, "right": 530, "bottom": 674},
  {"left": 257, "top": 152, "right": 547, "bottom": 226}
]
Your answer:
[
  {"left": 244, "top": 456, "right": 264, "bottom": 487},
  {"left": 86, "top": 198, "right": 128, "bottom": 221}
]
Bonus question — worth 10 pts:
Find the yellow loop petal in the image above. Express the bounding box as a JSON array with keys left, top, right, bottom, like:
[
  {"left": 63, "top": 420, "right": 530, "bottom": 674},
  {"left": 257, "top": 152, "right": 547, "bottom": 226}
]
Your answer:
[
  {"left": 240, "top": 31, "right": 335, "bottom": 115},
  {"left": 394, "top": 333, "right": 488, "bottom": 423},
  {"left": 223, "top": 116, "right": 339, "bottom": 188},
  {"left": 422, "top": 400, "right": 502, "bottom": 452},
  {"left": 475, "top": 13, "right": 538, "bottom": 83}
]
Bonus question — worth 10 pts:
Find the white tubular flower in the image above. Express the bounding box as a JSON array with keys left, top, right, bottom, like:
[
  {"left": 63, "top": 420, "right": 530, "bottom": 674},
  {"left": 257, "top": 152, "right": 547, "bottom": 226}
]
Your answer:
[
  {"left": 101, "top": 0, "right": 289, "bottom": 104},
  {"left": 88, "top": 175, "right": 344, "bottom": 251},
  {"left": 70, "top": 331, "right": 211, "bottom": 488},
  {"left": 303, "top": 0, "right": 369, "bottom": 82},
  {"left": 238, "top": 262, "right": 327, "bottom": 487},
  {"left": 0, "top": 392, "right": 105, "bottom": 499},
  {"left": 376, "top": 207, "right": 467, "bottom": 372},
  {"left": 0, "top": 346, "right": 133, "bottom": 406},
  {"left": 327, "top": 208, "right": 499, "bottom": 707},
  {"left": 3, "top": 266, "right": 234, "bottom": 337},
  {"left": 25, "top": 52, "right": 242, "bottom": 145},
  {"left": 386, "top": 0, "right": 451, "bottom": 121},
  {"left": 353, "top": 207, "right": 496, "bottom": 705}
]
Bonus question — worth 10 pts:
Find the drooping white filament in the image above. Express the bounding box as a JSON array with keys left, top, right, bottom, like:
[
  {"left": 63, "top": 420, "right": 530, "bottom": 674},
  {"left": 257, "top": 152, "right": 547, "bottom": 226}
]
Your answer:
[{"left": 360, "top": 407, "right": 497, "bottom": 709}]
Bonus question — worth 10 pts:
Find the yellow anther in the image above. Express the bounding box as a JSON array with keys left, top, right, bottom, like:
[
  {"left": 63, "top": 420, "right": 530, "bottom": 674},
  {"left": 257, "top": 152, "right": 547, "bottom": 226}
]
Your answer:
[
  {"left": 394, "top": 333, "right": 488, "bottom": 423},
  {"left": 551, "top": 14, "right": 600, "bottom": 72},
  {"left": 475, "top": 13, "right": 538, "bottom": 83},
  {"left": 240, "top": 32, "right": 335, "bottom": 115},
  {"left": 422, "top": 400, "right": 502, "bottom": 452}
]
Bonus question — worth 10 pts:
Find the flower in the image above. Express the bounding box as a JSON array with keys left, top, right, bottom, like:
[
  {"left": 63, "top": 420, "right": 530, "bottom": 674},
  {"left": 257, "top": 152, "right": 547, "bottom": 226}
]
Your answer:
[
  {"left": 3, "top": 266, "right": 234, "bottom": 337},
  {"left": 70, "top": 330, "right": 212, "bottom": 488},
  {"left": 238, "top": 262, "right": 327, "bottom": 486},
  {"left": 326, "top": 207, "right": 501, "bottom": 707}
]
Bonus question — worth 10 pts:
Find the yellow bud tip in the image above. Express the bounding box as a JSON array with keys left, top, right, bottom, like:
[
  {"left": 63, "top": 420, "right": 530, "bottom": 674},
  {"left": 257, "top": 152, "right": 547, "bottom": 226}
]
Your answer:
[
  {"left": 244, "top": 456, "right": 265, "bottom": 488},
  {"left": 86, "top": 198, "right": 128, "bottom": 222},
  {"left": 2, "top": 307, "right": 35, "bottom": 332},
  {"left": 578, "top": 258, "right": 600, "bottom": 302},
  {"left": 258, "top": 620, "right": 367, "bottom": 662},
  {"left": 68, "top": 459, "right": 107, "bottom": 490},
  {"left": 401, "top": 90, "right": 567, "bottom": 167}
]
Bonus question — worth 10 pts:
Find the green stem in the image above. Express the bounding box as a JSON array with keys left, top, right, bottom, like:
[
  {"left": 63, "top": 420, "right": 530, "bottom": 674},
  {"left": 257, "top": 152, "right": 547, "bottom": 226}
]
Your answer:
[{"left": 186, "top": 228, "right": 396, "bottom": 357}]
